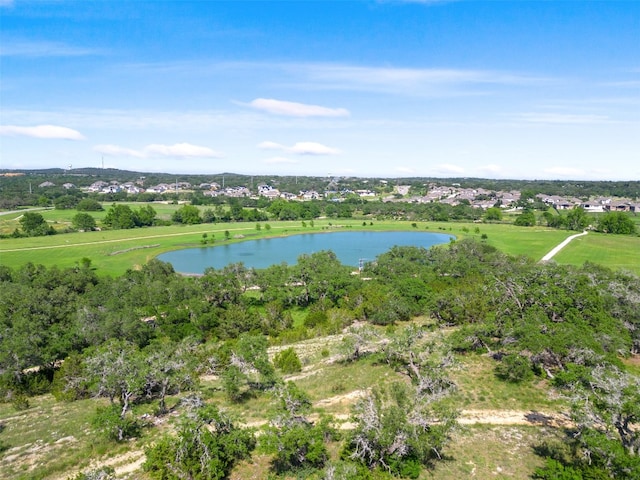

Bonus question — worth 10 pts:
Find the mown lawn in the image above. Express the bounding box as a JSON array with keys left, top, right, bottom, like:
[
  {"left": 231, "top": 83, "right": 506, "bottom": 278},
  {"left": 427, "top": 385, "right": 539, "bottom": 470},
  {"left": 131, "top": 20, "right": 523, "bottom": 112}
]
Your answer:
[
  {"left": 552, "top": 231, "right": 640, "bottom": 276},
  {"left": 1, "top": 213, "right": 638, "bottom": 276}
]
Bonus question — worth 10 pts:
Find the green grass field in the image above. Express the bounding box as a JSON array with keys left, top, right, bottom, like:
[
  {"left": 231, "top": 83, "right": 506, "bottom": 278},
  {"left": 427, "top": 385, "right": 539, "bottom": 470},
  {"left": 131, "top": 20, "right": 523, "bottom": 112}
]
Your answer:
[
  {"left": 552, "top": 231, "right": 640, "bottom": 274},
  {"left": 2, "top": 203, "right": 639, "bottom": 276}
]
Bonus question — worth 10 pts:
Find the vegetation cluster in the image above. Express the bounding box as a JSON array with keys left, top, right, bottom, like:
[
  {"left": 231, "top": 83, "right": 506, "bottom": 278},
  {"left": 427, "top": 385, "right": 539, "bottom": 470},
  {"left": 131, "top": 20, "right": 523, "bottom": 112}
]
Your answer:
[{"left": 1, "top": 238, "right": 639, "bottom": 478}]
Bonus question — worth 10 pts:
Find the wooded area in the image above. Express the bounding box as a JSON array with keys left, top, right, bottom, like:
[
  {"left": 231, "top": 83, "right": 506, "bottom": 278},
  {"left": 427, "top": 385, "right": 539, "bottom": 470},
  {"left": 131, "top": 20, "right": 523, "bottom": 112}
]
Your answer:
[{"left": 1, "top": 239, "right": 639, "bottom": 479}]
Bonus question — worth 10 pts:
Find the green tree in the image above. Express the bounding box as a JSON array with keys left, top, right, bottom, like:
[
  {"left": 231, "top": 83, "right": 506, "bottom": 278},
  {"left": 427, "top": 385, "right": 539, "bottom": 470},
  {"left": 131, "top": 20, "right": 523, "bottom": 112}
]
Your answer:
[
  {"left": 143, "top": 338, "right": 199, "bottom": 414},
  {"left": 597, "top": 212, "right": 637, "bottom": 235},
  {"left": 221, "top": 334, "right": 277, "bottom": 401},
  {"left": 144, "top": 401, "right": 255, "bottom": 480},
  {"left": 202, "top": 208, "right": 216, "bottom": 223},
  {"left": 19, "top": 212, "right": 54, "bottom": 236},
  {"left": 103, "top": 204, "right": 137, "bottom": 229},
  {"left": 566, "top": 207, "right": 589, "bottom": 231},
  {"left": 514, "top": 210, "right": 536, "bottom": 226},
  {"left": 172, "top": 204, "right": 202, "bottom": 224},
  {"left": 76, "top": 198, "right": 104, "bottom": 211},
  {"left": 84, "top": 339, "right": 147, "bottom": 440},
  {"left": 54, "top": 194, "right": 79, "bottom": 210},
  {"left": 260, "top": 382, "right": 334, "bottom": 474},
  {"left": 72, "top": 212, "right": 97, "bottom": 231},
  {"left": 484, "top": 207, "right": 503, "bottom": 222},
  {"left": 347, "top": 381, "right": 457, "bottom": 477},
  {"left": 273, "top": 347, "right": 302, "bottom": 374},
  {"left": 135, "top": 204, "right": 156, "bottom": 226}
]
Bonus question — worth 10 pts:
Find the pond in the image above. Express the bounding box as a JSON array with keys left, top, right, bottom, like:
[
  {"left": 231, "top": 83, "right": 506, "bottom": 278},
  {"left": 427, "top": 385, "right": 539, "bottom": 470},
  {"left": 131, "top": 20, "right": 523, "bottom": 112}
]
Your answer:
[{"left": 157, "top": 230, "right": 454, "bottom": 274}]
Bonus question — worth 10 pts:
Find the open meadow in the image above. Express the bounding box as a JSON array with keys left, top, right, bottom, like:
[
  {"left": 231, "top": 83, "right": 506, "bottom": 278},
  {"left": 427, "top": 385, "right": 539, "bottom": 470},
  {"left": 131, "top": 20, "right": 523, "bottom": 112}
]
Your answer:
[{"left": 3, "top": 202, "right": 639, "bottom": 275}]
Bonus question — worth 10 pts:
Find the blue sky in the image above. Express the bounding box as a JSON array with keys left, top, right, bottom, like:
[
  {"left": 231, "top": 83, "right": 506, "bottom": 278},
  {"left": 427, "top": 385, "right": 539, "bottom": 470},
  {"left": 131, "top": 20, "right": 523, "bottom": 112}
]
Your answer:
[{"left": 1, "top": 0, "right": 639, "bottom": 180}]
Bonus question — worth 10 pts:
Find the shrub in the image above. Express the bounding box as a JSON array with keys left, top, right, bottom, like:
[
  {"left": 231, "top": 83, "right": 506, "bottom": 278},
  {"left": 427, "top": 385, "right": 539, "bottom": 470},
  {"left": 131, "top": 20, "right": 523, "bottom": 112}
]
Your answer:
[
  {"left": 76, "top": 199, "right": 104, "bottom": 211},
  {"left": 494, "top": 354, "right": 534, "bottom": 383},
  {"left": 91, "top": 404, "right": 140, "bottom": 442},
  {"left": 273, "top": 347, "right": 302, "bottom": 374}
]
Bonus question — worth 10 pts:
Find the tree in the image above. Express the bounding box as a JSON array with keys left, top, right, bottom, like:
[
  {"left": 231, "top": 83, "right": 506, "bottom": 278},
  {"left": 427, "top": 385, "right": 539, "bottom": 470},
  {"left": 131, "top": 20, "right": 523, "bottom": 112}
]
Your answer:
[
  {"left": 221, "top": 334, "right": 277, "bottom": 401},
  {"left": 76, "top": 198, "right": 104, "bottom": 211},
  {"left": 136, "top": 204, "right": 156, "bottom": 226},
  {"left": 347, "top": 380, "right": 457, "bottom": 477},
  {"left": 72, "top": 212, "right": 97, "bottom": 231},
  {"left": 484, "top": 207, "right": 503, "bottom": 222},
  {"left": 103, "top": 204, "right": 137, "bottom": 229},
  {"left": 172, "top": 204, "right": 202, "bottom": 224},
  {"left": 19, "top": 212, "right": 54, "bottom": 236},
  {"left": 566, "top": 207, "right": 589, "bottom": 231},
  {"left": 572, "top": 365, "right": 640, "bottom": 458},
  {"left": 202, "top": 208, "right": 216, "bottom": 223},
  {"left": 144, "top": 400, "right": 255, "bottom": 480},
  {"left": 273, "top": 347, "right": 302, "bottom": 374},
  {"left": 597, "top": 212, "right": 637, "bottom": 235},
  {"left": 260, "top": 382, "right": 334, "bottom": 474},
  {"left": 54, "top": 194, "right": 79, "bottom": 210},
  {"left": 143, "top": 337, "right": 199, "bottom": 414},
  {"left": 84, "top": 339, "right": 147, "bottom": 440},
  {"left": 514, "top": 210, "right": 536, "bottom": 226}
]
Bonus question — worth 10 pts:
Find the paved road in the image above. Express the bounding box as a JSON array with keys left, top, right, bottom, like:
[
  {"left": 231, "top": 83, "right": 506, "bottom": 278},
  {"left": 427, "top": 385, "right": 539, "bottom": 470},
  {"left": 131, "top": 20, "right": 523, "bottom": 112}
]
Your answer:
[
  {"left": 0, "top": 207, "right": 52, "bottom": 216},
  {"left": 540, "top": 230, "right": 588, "bottom": 262}
]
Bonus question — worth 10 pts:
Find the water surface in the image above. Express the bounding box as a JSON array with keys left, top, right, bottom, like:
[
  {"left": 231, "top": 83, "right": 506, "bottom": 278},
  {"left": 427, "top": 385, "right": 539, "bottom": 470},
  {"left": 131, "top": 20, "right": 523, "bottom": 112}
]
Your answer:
[{"left": 158, "top": 230, "right": 454, "bottom": 274}]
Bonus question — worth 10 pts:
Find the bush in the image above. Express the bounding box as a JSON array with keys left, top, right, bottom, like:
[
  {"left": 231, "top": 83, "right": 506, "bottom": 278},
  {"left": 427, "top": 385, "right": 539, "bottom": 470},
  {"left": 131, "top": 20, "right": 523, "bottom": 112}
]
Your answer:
[
  {"left": 144, "top": 404, "right": 255, "bottom": 480},
  {"left": 11, "top": 393, "right": 30, "bottom": 411},
  {"left": 76, "top": 199, "right": 104, "bottom": 211},
  {"left": 494, "top": 354, "right": 534, "bottom": 383},
  {"left": 273, "top": 347, "right": 302, "bottom": 374},
  {"left": 91, "top": 404, "right": 140, "bottom": 442}
]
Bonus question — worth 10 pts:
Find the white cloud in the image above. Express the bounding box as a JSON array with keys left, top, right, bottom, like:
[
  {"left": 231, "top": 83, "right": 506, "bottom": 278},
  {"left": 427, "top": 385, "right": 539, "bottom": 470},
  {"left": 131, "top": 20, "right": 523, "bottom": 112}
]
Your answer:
[
  {"left": 258, "top": 141, "right": 341, "bottom": 155},
  {"left": 519, "top": 113, "right": 610, "bottom": 125},
  {"left": 0, "top": 124, "right": 85, "bottom": 140},
  {"left": 0, "top": 41, "right": 102, "bottom": 57},
  {"left": 257, "top": 141, "right": 284, "bottom": 151},
  {"left": 434, "top": 163, "right": 465, "bottom": 174},
  {"left": 145, "top": 143, "right": 219, "bottom": 157},
  {"left": 476, "top": 164, "right": 503, "bottom": 174},
  {"left": 94, "top": 143, "right": 222, "bottom": 158},
  {"left": 94, "top": 144, "right": 146, "bottom": 158},
  {"left": 543, "top": 167, "right": 586, "bottom": 177},
  {"left": 292, "top": 64, "right": 553, "bottom": 96},
  {"left": 395, "top": 166, "right": 416, "bottom": 173},
  {"left": 290, "top": 142, "right": 341, "bottom": 155},
  {"left": 247, "top": 98, "right": 350, "bottom": 117},
  {"left": 263, "top": 156, "right": 298, "bottom": 164}
]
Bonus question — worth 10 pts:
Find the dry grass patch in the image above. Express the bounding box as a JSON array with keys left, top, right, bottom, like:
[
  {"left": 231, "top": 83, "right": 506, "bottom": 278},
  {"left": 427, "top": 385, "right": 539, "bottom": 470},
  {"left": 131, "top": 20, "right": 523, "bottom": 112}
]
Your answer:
[{"left": 427, "top": 424, "right": 559, "bottom": 479}]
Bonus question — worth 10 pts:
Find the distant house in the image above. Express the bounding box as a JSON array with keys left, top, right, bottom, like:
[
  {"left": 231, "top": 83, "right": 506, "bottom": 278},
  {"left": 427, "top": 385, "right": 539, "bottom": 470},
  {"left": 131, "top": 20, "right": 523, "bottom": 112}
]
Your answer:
[
  {"left": 300, "top": 190, "right": 320, "bottom": 200},
  {"left": 356, "top": 189, "right": 376, "bottom": 197},
  {"left": 580, "top": 202, "right": 605, "bottom": 213},
  {"left": 62, "top": 183, "right": 76, "bottom": 189},
  {"left": 87, "top": 181, "right": 108, "bottom": 192},
  {"left": 38, "top": 181, "right": 55, "bottom": 187}
]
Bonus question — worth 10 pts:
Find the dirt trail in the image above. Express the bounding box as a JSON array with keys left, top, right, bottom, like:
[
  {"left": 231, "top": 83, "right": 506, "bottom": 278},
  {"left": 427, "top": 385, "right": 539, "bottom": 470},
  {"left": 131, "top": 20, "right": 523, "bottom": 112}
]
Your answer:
[
  {"left": 40, "top": 407, "right": 570, "bottom": 479},
  {"left": 46, "top": 449, "right": 146, "bottom": 480}
]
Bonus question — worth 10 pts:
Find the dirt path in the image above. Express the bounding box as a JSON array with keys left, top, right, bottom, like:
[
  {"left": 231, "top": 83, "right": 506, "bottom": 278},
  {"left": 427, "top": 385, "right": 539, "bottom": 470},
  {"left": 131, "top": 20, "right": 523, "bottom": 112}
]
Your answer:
[
  {"left": 540, "top": 230, "right": 588, "bottom": 262},
  {"left": 41, "top": 407, "right": 570, "bottom": 479},
  {"left": 47, "top": 449, "right": 146, "bottom": 480},
  {"left": 0, "top": 226, "right": 258, "bottom": 253}
]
